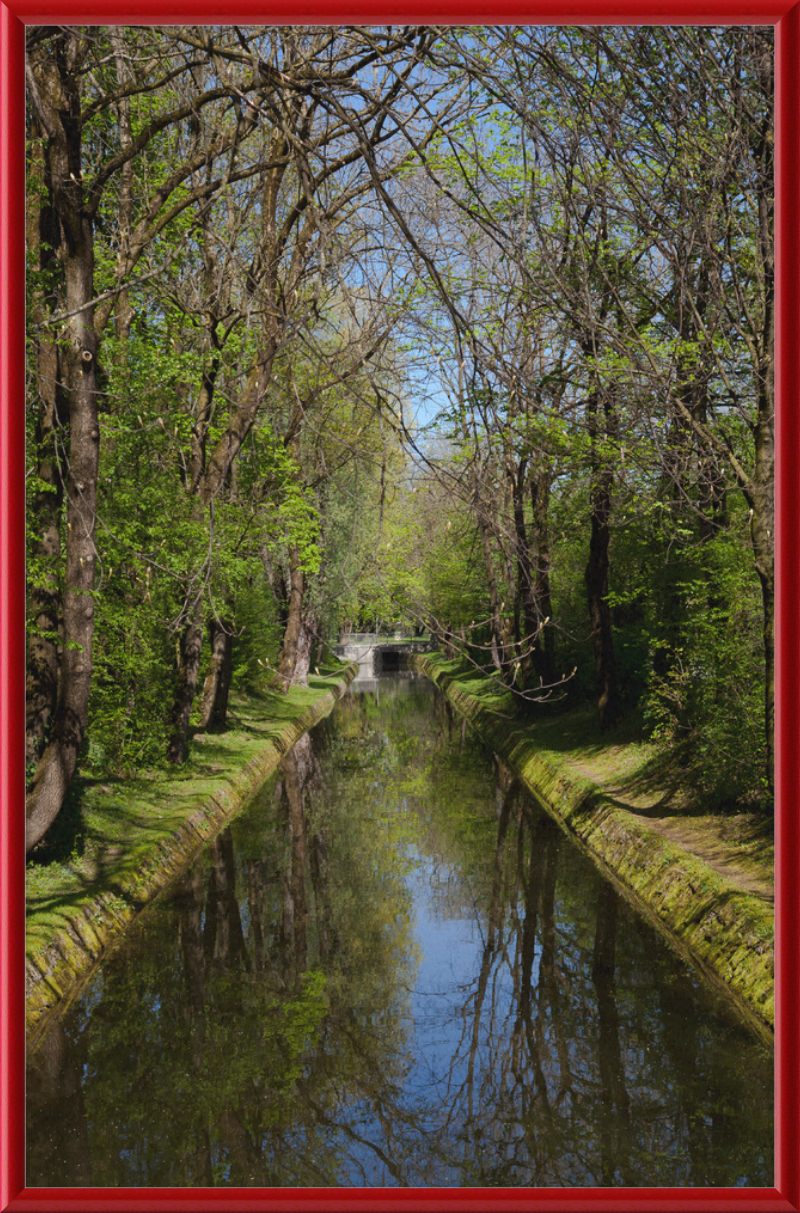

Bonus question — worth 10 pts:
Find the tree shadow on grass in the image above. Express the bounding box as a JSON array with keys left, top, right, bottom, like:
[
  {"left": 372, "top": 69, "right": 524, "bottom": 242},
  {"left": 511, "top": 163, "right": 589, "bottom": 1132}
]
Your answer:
[
  {"left": 528, "top": 704, "right": 645, "bottom": 755},
  {"left": 607, "top": 742, "right": 774, "bottom": 824},
  {"left": 602, "top": 746, "right": 700, "bottom": 817},
  {"left": 26, "top": 776, "right": 90, "bottom": 867}
]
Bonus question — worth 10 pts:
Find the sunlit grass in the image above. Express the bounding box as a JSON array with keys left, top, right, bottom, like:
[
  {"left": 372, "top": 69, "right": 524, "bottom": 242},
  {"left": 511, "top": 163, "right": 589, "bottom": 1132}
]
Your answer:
[{"left": 26, "top": 667, "right": 353, "bottom": 956}]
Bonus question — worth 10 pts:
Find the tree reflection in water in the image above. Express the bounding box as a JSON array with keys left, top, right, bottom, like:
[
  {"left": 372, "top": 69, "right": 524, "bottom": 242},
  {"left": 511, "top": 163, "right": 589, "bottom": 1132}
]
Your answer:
[{"left": 26, "top": 680, "right": 773, "bottom": 1188}]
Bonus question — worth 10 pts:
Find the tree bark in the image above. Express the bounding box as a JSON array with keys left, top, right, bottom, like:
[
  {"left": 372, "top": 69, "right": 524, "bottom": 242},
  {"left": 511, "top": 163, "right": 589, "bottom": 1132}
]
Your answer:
[
  {"left": 168, "top": 596, "right": 205, "bottom": 764},
  {"left": 294, "top": 610, "right": 315, "bottom": 686},
  {"left": 260, "top": 542, "right": 289, "bottom": 629},
  {"left": 585, "top": 387, "right": 620, "bottom": 731},
  {"left": 26, "top": 32, "right": 101, "bottom": 852},
  {"left": 25, "top": 111, "right": 66, "bottom": 767},
  {"left": 198, "top": 618, "right": 233, "bottom": 731},
  {"left": 278, "top": 545, "right": 306, "bottom": 689}
]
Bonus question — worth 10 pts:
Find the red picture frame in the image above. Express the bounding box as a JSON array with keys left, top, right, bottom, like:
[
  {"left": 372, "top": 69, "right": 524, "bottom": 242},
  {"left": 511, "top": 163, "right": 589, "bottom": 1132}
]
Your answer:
[{"left": 2, "top": 3, "right": 798, "bottom": 1210}]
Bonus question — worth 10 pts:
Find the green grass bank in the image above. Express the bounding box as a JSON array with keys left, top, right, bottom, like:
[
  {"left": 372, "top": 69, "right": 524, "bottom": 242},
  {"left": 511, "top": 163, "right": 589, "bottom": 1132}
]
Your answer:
[
  {"left": 26, "top": 663, "right": 357, "bottom": 1050},
  {"left": 413, "top": 653, "right": 774, "bottom": 1046}
]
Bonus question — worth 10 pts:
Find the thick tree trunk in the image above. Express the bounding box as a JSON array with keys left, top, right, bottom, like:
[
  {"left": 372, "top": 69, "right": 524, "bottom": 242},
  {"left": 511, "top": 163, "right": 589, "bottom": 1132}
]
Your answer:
[
  {"left": 25, "top": 309, "right": 99, "bottom": 850},
  {"left": 198, "top": 618, "right": 233, "bottom": 731},
  {"left": 278, "top": 546, "right": 305, "bottom": 689},
  {"left": 294, "top": 611, "right": 315, "bottom": 686},
  {"left": 260, "top": 542, "right": 289, "bottom": 629},
  {"left": 26, "top": 34, "right": 100, "bottom": 852},
  {"left": 168, "top": 600, "right": 205, "bottom": 765},
  {"left": 25, "top": 117, "right": 66, "bottom": 766},
  {"left": 585, "top": 389, "right": 620, "bottom": 731}
]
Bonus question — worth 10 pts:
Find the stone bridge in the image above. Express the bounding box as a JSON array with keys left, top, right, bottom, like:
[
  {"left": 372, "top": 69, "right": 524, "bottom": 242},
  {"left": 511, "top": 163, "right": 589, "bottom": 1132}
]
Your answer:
[{"left": 333, "top": 633, "right": 431, "bottom": 683}]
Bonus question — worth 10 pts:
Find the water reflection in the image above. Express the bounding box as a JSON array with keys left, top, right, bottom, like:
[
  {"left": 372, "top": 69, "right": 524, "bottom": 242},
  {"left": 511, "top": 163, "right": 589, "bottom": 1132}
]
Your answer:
[{"left": 27, "top": 679, "right": 773, "bottom": 1187}]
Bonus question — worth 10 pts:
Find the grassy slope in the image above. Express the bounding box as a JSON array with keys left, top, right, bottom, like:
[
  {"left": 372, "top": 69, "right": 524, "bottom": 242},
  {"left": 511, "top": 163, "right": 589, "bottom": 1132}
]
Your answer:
[
  {"left": 419, "top": 657, "right": 773, "bottom": 899},
  {"left": 26, "top": 666, "right": 355, "bottom": 1043}
]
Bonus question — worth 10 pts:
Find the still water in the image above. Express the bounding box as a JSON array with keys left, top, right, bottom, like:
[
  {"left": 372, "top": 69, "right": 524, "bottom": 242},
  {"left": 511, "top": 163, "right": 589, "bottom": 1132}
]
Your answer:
[{"left": 26, "top": 677, "right": 773, "bottom": 1187}]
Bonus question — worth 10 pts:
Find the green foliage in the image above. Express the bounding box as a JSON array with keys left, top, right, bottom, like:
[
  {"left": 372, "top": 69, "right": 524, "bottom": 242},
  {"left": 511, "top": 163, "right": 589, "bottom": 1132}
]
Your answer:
[
  {"left": 227, "top": 576, "right": 285, "bottom": 694},
  {"left": 639, "top": 528, "right": 766, "bottom": 804},
  {"left": 87, "top": 591, "right": 177, "bottom": 775},
  {"left": 23, "top": 24, "right": 772, "bottom": 819}
]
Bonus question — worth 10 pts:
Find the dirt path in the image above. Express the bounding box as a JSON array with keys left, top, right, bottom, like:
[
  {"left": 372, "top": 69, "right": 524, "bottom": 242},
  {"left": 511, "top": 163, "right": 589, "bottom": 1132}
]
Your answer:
[
  {"left": 560, "top": 752, "right": 774, "bottom": 904},
  {"left": 629, "top": 814, "right": 774, "bottom": 903}
]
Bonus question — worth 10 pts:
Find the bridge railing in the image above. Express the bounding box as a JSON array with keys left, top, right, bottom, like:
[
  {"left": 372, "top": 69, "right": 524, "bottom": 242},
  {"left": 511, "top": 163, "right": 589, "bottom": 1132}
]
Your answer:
[{"left": 337, "top": 632, "right": 430, "bottom": 645}]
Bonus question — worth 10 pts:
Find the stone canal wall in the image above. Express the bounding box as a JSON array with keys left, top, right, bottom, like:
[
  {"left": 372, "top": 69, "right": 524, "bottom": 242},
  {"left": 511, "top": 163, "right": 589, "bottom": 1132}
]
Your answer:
[
  {"left": 413, "top": 654, "right": 774, "bottom": 1045},
  {"left": 26, "top": 665, "right": 357, "bottom": 1050}
]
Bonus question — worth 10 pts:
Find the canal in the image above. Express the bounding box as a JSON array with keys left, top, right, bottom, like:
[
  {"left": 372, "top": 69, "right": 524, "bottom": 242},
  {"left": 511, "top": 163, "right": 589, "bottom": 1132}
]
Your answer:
[{"left": 26, "top": 676, "right": 774, "bottom": 1188}]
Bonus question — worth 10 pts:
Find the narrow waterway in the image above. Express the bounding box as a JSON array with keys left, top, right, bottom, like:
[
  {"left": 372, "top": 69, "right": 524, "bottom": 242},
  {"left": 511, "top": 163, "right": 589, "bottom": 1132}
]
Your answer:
[{"left": 26, "top": 676, "right": 773, "bottom": 1188}]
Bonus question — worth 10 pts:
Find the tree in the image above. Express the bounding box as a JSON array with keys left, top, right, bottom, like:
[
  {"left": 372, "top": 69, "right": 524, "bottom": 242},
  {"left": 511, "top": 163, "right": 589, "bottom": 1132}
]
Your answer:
[
  {"left": 24, "top": 24, "right": 775, "bottom": 850},
  {"left": 398, "top": 25, "right": 773, "bottom": 774},
  {"left": 25, "top": 25, "right": 457, "bottom": 842},
  {"left": 24, "top": 25, "right": 276, "bottom": 847}
]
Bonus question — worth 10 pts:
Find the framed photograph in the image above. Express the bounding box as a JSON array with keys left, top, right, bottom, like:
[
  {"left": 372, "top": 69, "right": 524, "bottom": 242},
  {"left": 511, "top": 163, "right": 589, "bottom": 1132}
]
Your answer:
[{"left": 2, "top": 2, "right": 798, "bottom": 1210}]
